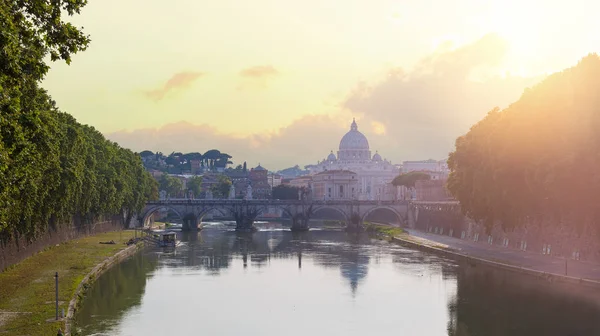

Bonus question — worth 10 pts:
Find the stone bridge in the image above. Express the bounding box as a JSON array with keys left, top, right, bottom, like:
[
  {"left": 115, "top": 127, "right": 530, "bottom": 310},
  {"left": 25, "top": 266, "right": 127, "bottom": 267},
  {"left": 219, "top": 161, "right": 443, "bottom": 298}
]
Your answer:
[{"left": 139, "top": 199, "right": 410, "bottom": 232}]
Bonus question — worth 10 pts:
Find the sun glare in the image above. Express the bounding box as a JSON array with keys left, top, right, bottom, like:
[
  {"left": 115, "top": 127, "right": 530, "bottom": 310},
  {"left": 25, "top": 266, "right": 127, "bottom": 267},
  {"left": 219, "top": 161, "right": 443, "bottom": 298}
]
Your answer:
[{"left": 483, "top": 3, "right": 542, "bottom": 70}]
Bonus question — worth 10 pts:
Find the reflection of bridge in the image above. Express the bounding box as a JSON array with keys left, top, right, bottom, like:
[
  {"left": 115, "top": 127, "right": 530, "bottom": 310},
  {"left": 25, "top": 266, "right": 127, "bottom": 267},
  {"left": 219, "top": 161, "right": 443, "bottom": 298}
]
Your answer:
[{"left": 139, "top": 199, "right": 409, "bottom": 232}]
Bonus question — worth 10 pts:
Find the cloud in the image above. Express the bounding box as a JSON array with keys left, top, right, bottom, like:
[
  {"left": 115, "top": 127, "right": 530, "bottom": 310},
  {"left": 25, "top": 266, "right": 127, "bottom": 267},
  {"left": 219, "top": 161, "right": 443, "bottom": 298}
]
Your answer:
[
  {"left": 239, "top": 65, "right": 279, "bottom": 78},
  {"left": 343, "top": 33, "right": 543, "bottom": 160},
  {"left": 144, "top": 71, "right": 204, "bottom": 101},
  {"left": 238, "top": 65, "right": 279, "bottom": 91},
  {"left": 107, "top": 34, "right": 544, "bottom": 170}
]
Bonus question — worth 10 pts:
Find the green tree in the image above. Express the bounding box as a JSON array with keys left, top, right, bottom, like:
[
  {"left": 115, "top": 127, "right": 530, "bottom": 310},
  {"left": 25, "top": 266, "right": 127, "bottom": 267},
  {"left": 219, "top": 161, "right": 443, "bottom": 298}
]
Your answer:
[
  {"left": 211, "top": 175, "right": 232, "bottom": 199},
  {"left": 186, "top": 176, "right": 203, "bottom": 197},
  {"left": 0, "top": 0, "right": 156, "bottom": 242},
  {"left": 140, "top": 150, "right": 154, "bottom": 158},
  {"left": 392, "top": 172, "right": 431, "bottom": 188},
  {"left": 158, "top": 174, "right": 183, "bottom": 197}
]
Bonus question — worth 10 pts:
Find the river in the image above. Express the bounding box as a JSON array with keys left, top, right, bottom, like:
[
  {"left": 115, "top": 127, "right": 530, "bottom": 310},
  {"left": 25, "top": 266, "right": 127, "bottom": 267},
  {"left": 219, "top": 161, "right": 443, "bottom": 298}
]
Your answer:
[{"left": 75, "top": 222, "right": 600, "bottom": 336}]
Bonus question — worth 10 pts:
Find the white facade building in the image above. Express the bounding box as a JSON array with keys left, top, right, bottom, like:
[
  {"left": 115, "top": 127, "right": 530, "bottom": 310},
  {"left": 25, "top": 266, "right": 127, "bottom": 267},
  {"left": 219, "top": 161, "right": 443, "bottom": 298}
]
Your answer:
[
  {"left": 306, "top": 119, "right": 400, "bottom": 200},
  {"left": 402, "top": 159, "right": 449, "bottom": 174}
]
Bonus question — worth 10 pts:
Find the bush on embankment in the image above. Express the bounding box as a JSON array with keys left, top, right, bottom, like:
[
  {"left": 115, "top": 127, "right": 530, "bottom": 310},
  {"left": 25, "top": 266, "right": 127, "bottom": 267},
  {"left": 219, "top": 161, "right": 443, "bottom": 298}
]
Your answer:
[
  {"left": 364, "top": 222, "right": 405, "bottom": 238},
  {"left": 447, "top": 54, "right": 600, "bottom": 258},
  {"left": 0, "top": 0, "right": 158, "bottom": 270}
]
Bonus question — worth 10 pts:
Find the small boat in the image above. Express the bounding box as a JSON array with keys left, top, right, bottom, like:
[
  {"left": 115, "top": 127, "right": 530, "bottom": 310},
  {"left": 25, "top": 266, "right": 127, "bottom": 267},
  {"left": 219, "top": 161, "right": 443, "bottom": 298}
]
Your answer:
[{"left": 151, "top": 231, "right": 180, "bottom": 248}]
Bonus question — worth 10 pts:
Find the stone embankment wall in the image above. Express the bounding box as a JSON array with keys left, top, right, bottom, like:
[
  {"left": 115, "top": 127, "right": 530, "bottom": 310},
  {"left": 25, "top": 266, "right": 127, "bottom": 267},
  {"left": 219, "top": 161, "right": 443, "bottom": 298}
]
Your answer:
[
  {"left": 64, "top": 242, "right": 143, "bottom": 336},
  {"left": 0, "top": 215, "right": 123, "bottom": 272},
  {"left": 415, "top": 208, "right": 600, "bottom": 263}
]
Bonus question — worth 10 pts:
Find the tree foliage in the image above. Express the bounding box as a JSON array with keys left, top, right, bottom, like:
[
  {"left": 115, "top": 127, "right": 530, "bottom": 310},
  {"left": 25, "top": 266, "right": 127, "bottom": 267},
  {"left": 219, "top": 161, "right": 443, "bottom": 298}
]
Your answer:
[
  {"left": 392, "top": 171, "right": 431, "bottom": 188},
  {"left": 0, "top": 0, "right": 156, "bottom": 241},
  {"left": 186, "top": 175, "right": 203, "bottom": 197},
  {"left": 447, "top": 54, "right": 600, "bottom": 232},
  {"left": 211, "top": 175, "right": 232, "bottom": 199},
  {"left": 158, "top": 173, "right": 183, "bottom": 197},
  {"left": 140, "top": 150, "right": 232, "bottom": 173}
]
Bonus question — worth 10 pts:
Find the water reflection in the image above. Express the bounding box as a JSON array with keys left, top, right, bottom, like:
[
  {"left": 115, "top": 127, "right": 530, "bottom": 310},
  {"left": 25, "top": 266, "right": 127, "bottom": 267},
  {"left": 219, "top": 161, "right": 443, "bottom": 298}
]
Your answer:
[
  {"left": 447, "top": 262, "right": 600, "bottom": 336},
  {"left": 76, "top": 226, "right": 600, "bottom": 336},
  {"left": 75, "top": 252, "right": 158, "bottom": 335}
]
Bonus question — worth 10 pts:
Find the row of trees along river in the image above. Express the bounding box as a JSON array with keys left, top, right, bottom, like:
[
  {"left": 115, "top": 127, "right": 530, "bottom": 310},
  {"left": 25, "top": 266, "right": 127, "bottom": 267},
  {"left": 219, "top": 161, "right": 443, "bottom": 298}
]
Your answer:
[
  {"left": 447, "top": 54, "right": 600, "bottom": 254},
  {"left": 0, "top": 1, "right": 157, "bottom": 245}
]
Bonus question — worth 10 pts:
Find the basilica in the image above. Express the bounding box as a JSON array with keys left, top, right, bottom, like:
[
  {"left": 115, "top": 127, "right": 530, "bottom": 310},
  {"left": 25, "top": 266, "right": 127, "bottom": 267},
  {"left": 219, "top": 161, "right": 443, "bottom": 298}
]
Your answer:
[{"left": 306, "top": 119, "right": 400, "bottom": 200}]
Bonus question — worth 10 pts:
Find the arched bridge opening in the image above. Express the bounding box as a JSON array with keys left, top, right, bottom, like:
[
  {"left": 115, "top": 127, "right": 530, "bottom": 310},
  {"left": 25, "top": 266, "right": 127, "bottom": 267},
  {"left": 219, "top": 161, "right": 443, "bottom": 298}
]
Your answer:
[
  {"left": 197, "top": 207, "right": 233, "bottom": 229},
  {"left": 310, "top": 207, "right": 348, "bottom": 228},
  {"left": 362, "top": 207, "right": 405, "bottom": 226},
  {"left": 141, "top": 205, "right": 184, "bottom": 229}
]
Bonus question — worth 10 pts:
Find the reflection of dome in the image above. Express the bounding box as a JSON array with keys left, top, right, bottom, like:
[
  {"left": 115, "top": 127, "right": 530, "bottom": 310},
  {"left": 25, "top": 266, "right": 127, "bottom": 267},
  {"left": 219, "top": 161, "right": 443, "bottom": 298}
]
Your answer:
[
  {"left": 327, "top": 151, "right": 337, "bottom": 161},
  {"left": 339, "top": 118, "right": 369, "bottom": 151},
  {"left": 372, "top": 151, "right": 382, "bottom": 162}
]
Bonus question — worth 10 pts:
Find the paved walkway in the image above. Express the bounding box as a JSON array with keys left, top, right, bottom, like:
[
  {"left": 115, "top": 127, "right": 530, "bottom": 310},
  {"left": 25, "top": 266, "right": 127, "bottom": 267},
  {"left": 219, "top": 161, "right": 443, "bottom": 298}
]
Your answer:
[{"left": 403, "top": 229, "right": 600, "bottom": 281}]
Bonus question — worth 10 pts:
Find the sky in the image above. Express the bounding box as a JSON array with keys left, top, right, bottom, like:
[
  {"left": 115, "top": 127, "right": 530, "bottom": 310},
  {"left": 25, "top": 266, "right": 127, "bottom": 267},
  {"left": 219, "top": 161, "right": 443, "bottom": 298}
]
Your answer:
[{"left": 42, "top": 0, "right": 600, "bottom": 170}]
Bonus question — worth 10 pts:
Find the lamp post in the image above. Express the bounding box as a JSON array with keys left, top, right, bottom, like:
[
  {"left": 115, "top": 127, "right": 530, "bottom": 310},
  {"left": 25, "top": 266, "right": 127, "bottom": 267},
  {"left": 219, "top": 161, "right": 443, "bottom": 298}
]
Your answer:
[{"left": 54, "top": 272, "right": 59, "bottom": 320}]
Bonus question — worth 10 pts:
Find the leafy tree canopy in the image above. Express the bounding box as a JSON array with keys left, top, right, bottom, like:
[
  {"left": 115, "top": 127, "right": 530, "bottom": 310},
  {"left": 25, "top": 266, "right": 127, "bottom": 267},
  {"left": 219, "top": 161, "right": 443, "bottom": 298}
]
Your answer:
[
  {"left": 447, "top": 54, "right": 600, "bottom": 232},
  {"left": 140, "top": 150, "right": 154, "bottom": 158},
  {"left": 186, "top": 175, "right": 203, "bottom": 197},
  {"left": 0, "top": 0, "right": 156, "bottom": 241},
  {"left": 211, "top": 175, "right": 232, "bottom": 199},
  {"left": 392, "top": 172, "right": 431, "bottom": 188}
]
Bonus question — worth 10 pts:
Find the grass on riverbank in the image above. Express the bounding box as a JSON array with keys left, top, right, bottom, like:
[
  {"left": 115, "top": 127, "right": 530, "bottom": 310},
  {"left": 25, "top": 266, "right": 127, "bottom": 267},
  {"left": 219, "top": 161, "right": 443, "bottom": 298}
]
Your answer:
[
  {"left": 0, "top": 230, "right": 137, "bottom": 335},
  {"left": 364, "top": 222, "right": 406, "bottom": 238}
]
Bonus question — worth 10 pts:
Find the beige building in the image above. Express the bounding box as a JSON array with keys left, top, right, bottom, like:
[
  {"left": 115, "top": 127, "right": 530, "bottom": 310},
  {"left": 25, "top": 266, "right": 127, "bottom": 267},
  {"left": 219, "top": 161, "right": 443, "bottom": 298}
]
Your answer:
[
  {"left": 289, "top": 175, "right": 313, "bottom": 189},
  {"left": 312, "top": 170, "right": 359, "bottom": 200}
]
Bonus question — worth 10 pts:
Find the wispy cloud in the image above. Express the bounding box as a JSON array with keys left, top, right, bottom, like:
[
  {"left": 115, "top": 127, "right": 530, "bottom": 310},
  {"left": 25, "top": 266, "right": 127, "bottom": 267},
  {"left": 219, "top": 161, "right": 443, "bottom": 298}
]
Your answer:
[
  {"left": 239, "top": 65, "right": 279, "bottom": 78},
  {"left": 144, "top": 71, "right": 204, "bottom": 101},
  {"left": 238, "top": 65, "right": 279, "bottom": 91}
]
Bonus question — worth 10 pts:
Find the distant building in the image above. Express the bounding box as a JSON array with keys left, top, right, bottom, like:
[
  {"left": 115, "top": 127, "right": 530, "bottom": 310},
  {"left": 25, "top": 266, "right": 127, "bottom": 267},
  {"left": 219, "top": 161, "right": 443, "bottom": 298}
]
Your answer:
[
  {"left": 249, "top": 164, "right": 271, "bottom": 199},
  {"left": 306, "top": 119, "right": 400, "bottom": 200},
  {"left": 224, "top": 169, "right": 249, "bottom": 198},
  {"left": 312, "top": 170, "right": 359, "bottom": 200},
  {"left": 415, "top": 179, "right": 453, "bottom": 201},
  {"left": 289, "top": 175, "right": 312, "bottom": 189},
  {"left": 402, "top": 159, "right": 449, "bottom": 175},
  {"left": 268, "top": 173, "right": 282, "bottom": 188},
  {"left": 190, "top": 160, "right": 202, "bottom": 174}
]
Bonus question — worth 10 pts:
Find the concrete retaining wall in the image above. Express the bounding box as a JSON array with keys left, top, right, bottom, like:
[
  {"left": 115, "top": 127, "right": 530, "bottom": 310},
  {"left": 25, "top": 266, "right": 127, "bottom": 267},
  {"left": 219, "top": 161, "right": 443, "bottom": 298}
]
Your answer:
[{"left": 391, "top": 236, "right": 600, "bottom": 290}]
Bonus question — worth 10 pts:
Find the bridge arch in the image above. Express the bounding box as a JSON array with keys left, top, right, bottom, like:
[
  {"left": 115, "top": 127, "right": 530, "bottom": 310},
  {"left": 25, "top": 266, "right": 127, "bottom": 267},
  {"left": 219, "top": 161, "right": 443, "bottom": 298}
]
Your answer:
[
  {"left": 197, "top": 206, "right": 231, "bottom": 221},
  {"left": 361, "top": 206, "right": 406, "bottom": 226},
  {"left": 140, "top": 205, "right": 184, "bottom": 228},
  {"left": 311, "top": 206, "right": 349, "bottom": 223}
]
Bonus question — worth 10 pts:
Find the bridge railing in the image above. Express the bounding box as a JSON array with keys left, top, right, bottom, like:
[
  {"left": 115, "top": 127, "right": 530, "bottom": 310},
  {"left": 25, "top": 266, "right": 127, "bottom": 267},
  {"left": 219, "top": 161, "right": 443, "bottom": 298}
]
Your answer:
[{"left": 146, "top": 199, "right": 410, "bottom": 206}]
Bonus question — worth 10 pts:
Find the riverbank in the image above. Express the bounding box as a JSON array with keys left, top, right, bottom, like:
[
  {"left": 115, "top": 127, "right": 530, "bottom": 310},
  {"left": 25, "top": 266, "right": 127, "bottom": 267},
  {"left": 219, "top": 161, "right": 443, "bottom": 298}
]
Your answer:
[
  {"left": 0, "top": 230, "right": 140, "bottom": 335},
  {"left": 380, "top": 227, "right": 600, "bottom": 289}
]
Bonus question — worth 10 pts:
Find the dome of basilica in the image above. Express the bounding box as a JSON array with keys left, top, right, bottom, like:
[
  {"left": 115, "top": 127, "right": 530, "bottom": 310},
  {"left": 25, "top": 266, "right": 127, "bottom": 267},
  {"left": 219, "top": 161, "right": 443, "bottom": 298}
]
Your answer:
[
  {"left": 327, "top": 151, "right": 337, "bottom": 161},
  {"left": 372, "top": 151, "right": 382, "bottom": 162},
  {"left": 339, "top": 118, "right": 370, "bottom": 151}
]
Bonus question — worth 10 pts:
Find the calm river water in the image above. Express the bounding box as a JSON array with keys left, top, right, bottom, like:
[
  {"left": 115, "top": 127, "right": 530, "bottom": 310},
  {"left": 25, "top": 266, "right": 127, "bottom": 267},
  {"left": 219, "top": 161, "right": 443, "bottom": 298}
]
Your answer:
[{"left": 75, "top": 223, "right": 600, "bottom": 336}]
